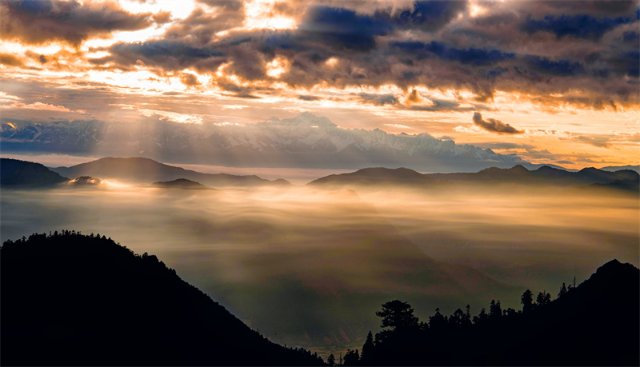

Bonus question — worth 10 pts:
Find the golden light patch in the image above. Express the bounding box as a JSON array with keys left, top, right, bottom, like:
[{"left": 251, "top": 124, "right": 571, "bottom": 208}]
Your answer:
[
  {"left": 324, "top": 57, "right": 339, "bottom": 68},
  {"left": 468, "top": 1, "right": 488, "bottom": 18},
  {"left": 118, "top": 0, "right": 195, "bottom": 21},
  {"left": 265, "top": 56, "right": 290, "bottom": 79},
  {"left": 243, "top": 0, "right": 297, "bottom": 30}
]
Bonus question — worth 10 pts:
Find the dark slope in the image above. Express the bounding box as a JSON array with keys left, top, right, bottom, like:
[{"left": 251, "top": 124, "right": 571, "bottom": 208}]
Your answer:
[
  {"left": 52, "top": 157, "right": 289, "bottom": 187},
  {"left": 0, "top": 158, "right": 68, "bottom": 187},
  {"left": 357, "top": 259, "right": 639, "bottom": 366},
  {"left": 153, "top": 178, "right": 210, "bottom": 189},
  {"left": 516, "top": 259, "right": 640, "bottom": 365},
  {"left": 0, "top": 232, "right": 323, "bottom": 366},
  {"left": 310, "top": 165, "right": 639, "bottom": 191}
]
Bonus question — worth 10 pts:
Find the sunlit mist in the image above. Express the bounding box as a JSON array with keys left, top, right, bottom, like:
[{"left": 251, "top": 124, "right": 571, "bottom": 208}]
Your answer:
[{"left": 1, "top": 183, "right": 637, "bottom": 353}]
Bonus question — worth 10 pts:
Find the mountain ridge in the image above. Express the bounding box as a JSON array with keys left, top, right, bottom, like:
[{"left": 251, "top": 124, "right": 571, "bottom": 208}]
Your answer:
[
  {"left": 1, "top": 232, "right": 323, "bottom": 365},
  {"left": 309, "top": 164, "right": 639, "bottom": 192},
  {"left": 51, "top": 157, "right": 289, "bottom": 187},
  {"left": 0, "top": 158, "right": 68, "bottom": 187}
]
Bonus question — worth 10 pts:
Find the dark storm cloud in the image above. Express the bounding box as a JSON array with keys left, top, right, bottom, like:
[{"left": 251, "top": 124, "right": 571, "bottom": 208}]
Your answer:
[
  {"left": 99, "top": 0, "right": 639, "bottom": 108},
  {"left": 298, "top": 1, "right": 467, "bottom": 51},
  {"left": 298, "top": 6, "right": 392, "bottom": 51},
  {"left": 109, "top": 40, "right": 227, "bottom": 71},
  {"left": 522, "top": 0, "right": 639, "bottom": 17},
  {"left": 622, "top": 30, "right": 639, "bottom": 42},
  {"left": 522, "top": 14, "right": 636, "bottom": 40},
  {"left": 384, "top": 0, "right": 468, "bottom": 31},
  {"left": 522, "top": 55, "right": 584, "bottom": 76},
  {"left": 391, "top": 41, "right": 515, "bottom": 65},
  {"left": 0, "top": 0, "right": 156, "bottom": 45},
  {"left": 472, "top": 112, "right": 523, "bottom": 135}
]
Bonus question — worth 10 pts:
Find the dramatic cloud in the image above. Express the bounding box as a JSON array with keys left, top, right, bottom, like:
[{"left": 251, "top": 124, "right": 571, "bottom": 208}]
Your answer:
[
  {"left": 92, "top": 0, "right": 639, "bottom": 107},
  {"left": 1, "top": 0, "right": 639, "bottom": 170},
  {"left": 0, "top": 113, "right": 527, "bottom": 172},
  {"left": 0, "top": 0, "right": 157, "bottom": 45},
  {"left": 180, "top": 72, "right": 200, "bottom": 87},
  {"left": 472, "top": 112, "right": 523, "bottom": 135},
  {"left": 164, "top": 0, "right": 244, "bottom": 46},
  {"left": 522, "top": 14, "right": 635, "bottom": 40},
  {"left": 0, "top": 53, "right": 24, "bottom": 66}
]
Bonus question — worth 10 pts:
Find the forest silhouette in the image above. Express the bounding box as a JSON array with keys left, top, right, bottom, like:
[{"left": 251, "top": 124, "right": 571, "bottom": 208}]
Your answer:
[
  {"left": 1, "top": 232, "right": 323, "bottom": 366},
  {"left": 336, "top": 260, "right": 639, "bottom": 366},
  {"left": 1, "top": 232, "right": 638, "bottom": 366}
]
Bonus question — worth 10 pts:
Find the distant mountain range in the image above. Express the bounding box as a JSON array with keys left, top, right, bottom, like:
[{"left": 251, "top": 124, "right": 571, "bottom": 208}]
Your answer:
[
  {"left": 600, "top": 165, "right": 640, "bottom": 174},
  {"left": 0, "top": 157, "right": 287, "bottom": 188},
  {"left": 1, "top": 232, "right": 323, "bottom": 365},
  {"left": 310, "top": 165, "right": 639, "bottom": 192},
  {"left": 0, "top": 158, "right": 68, "bottom": 187},
  {"left": 3, "top": 157, "right": 638, "bottom": 192},
  {"left": 52, "top": 157, "right": 289, "bottom": 187},
  {"left": 2, "top": 113, "right": 531, "bottom": 172}
]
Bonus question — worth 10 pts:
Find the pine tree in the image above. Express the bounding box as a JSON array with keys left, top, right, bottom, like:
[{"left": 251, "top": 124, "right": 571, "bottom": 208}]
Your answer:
[
  {"left": 361, "top": 331, "right": 375, "bottom": 364},
  {"left": 376, "top": 300, "right": 419, "bottom": 331},
  {"left": 521, "top": 289, "right": 533, "bottom": 313},
  {"left": 558, "top": 282, "right": 568, "bottom": 298},
  {"left": 327, "top": 353, "right": 335, "bottom": 366},
  {"left": 343, "top": 349, "right": 359, "bottom": 365}
]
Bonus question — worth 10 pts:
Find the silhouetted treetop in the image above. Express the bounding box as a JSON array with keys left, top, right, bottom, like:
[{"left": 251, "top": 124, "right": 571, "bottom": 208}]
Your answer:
[
  {"left": 376, "top": 300, "right": 419, "bottom": 332},
  {"left": 358, "top": 259, "right": 639, "bottom": 365}
]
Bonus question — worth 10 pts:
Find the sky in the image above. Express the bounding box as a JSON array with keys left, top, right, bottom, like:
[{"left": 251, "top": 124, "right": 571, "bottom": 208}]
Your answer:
[{"left": 0, "top": 0, "right": 639, "bottom": 169}]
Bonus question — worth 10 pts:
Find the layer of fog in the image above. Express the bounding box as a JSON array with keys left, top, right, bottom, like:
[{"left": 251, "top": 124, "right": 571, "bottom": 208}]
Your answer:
[{"left": 1, "top": 184, "right": 637, "bottom": 355}]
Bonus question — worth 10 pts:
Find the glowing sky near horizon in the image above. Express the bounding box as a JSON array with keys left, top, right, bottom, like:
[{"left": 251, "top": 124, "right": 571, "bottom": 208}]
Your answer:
[{"left": 0, "top": 0, "right": 639, "bottom": 168}]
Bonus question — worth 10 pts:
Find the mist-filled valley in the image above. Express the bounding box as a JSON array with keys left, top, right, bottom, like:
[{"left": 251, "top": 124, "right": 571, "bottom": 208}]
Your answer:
[{"left": 2, "top": 181, "right": 637, "bottom": 355}]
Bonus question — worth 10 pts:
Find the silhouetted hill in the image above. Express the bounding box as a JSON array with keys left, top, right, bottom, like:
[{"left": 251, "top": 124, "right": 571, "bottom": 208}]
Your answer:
[
  {"left": 348, "top": 259, "right": 639, "bottom": 365},
  {"left": 52, "top": 157, "right": 289, "bottom": 187},
  {"left": 1, "top": 232, "right": 323, "bottom": 366},
  {"left": 153, "top": 178, "right": 210, "bottom": 190},
  {"left": 600, "top": 165, "right": 640, "bottom": 174},
  {"left": 0, "top": 158, "right": 68, "bottom": 187},
  {"left": 310, "top": 165, "right": 639, "bottom": 192}
]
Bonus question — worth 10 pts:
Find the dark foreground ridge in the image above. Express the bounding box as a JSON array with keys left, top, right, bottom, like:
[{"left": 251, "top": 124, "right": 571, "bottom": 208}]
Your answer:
[
  {"left": 0, "top": 232, "right": 323, "bottom": 366},
  {"left": 342, "top": 259, "right": 639, "bottom": 366},
  {"left": 2, "top": 232, "right": 638, "bottom": 366}
]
